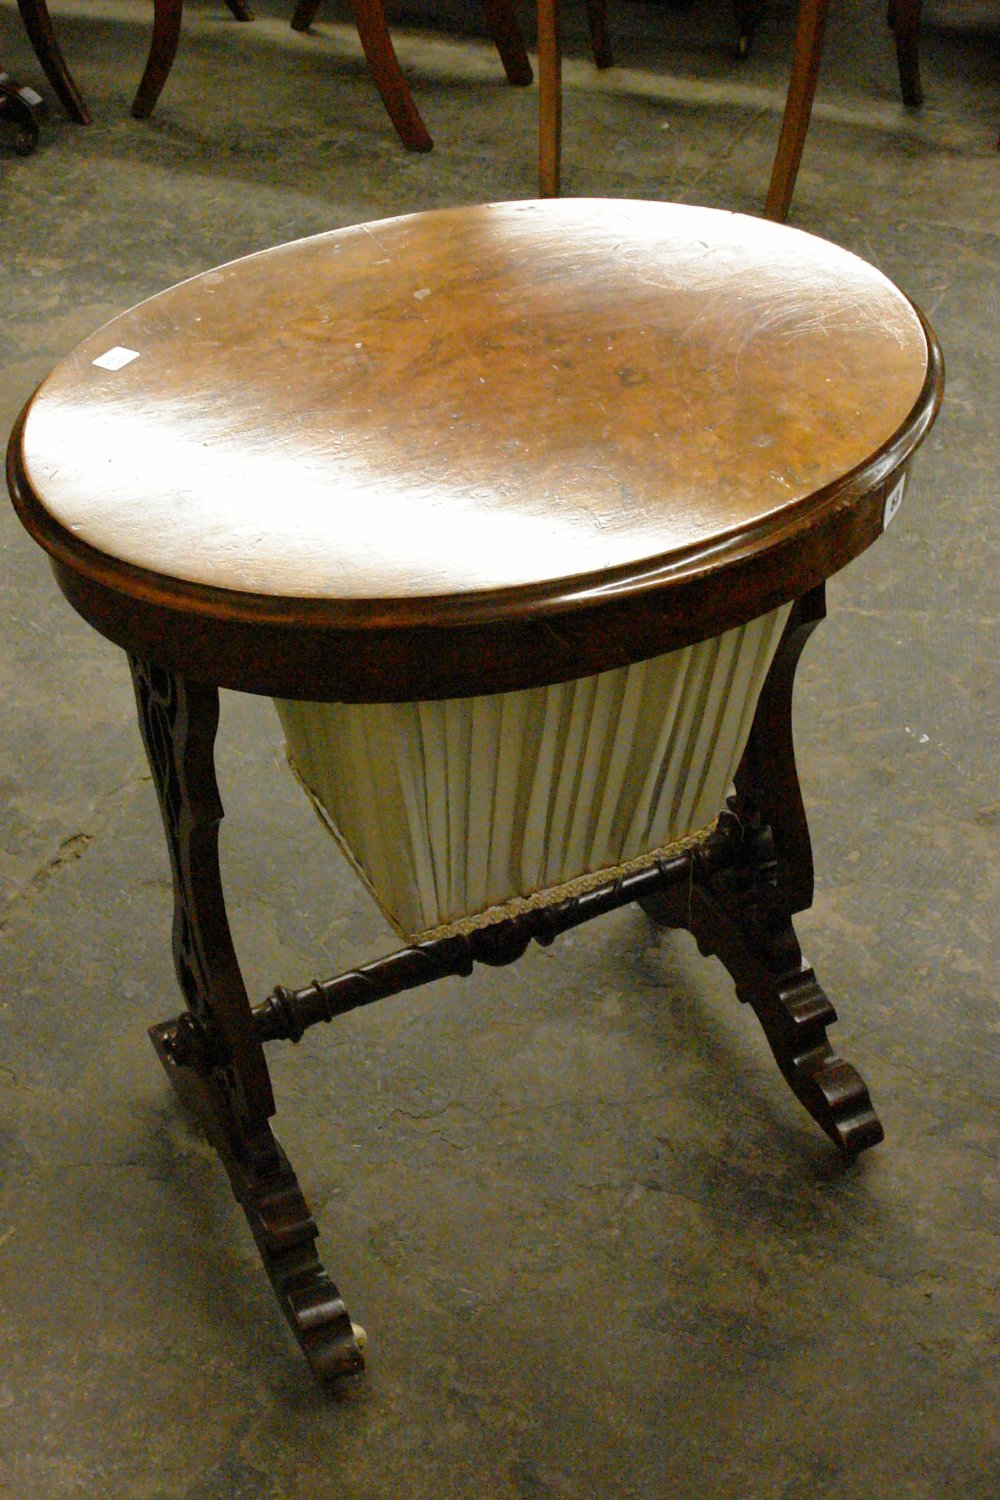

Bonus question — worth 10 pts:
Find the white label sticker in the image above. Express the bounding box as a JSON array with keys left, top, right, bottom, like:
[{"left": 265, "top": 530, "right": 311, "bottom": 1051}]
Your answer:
[
  {"left": 883, "top": 474, "right": 905, "bottom": 529},
  {"left": 92, "top": 346, "right": 140, "bottom": 371}
]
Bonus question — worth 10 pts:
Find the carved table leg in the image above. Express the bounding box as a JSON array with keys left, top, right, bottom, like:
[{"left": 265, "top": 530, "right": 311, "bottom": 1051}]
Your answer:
[
  {"left": 641, "top": 586, "right": 884, "bottom": 1156},
  {"left": 129, "top": 659, "right": 364, "bottom": 1382}
]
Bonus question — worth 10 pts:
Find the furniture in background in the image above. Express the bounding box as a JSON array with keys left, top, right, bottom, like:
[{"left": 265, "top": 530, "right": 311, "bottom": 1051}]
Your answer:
[
  {"left": 7, "top": 197, "right": 941, "bottom": 1384},
  {"left": 1, "top": 68, "right": 44, "bottom": 153},
  {"left": 537, "top": 0, "right": 834, "bottom": 218},
  {"left": 8, "top": 0, "right": 970, "bottom": 181},
  {"left": 132, "top": 0, "right": 254, "bottom": 120},
  {"left": 4, "top": 0, "right": 89, "bottom": 152},
  {"left": 286, "top": 0, "right": 533, "bottom": 150},
  {"left": 889, "top": 0, "right": 924, "bottom": 107},
  {"left": 536, "top": 0, "right": 958, "bottom": 216},
  {"left": 132, "top": 0, "right": 533, "bottom": 146}
]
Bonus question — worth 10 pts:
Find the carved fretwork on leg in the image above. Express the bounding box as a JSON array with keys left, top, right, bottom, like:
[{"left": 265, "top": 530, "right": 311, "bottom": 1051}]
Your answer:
[
  {"left": 128, "top": 659, "right": 364, "bottom": 1382},
  {"left": 641, "top": 587, "right": 884, "bottom": 1155}
]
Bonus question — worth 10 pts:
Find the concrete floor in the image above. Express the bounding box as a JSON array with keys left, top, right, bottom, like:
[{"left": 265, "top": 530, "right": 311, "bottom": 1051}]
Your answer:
[{"left": 1, "top": 1, "right": 998, "bottom": 1495}]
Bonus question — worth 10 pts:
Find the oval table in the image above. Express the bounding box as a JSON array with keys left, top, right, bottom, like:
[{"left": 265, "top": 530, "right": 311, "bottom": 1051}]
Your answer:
[{"left": 6, "top": 200, "right": 943, "bottom": 1384}]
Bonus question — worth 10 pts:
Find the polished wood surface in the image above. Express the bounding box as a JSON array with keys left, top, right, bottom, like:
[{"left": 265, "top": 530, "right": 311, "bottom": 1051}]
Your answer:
[{"left": 9, "top": 200, "right": 941, "bottom": 699}]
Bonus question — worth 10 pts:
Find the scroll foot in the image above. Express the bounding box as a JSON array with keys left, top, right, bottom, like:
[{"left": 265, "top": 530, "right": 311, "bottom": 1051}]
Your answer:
[
  {"left": 640, "top": 588, "right": 884, "bottom": 1156},
  {"left": 738, "top": 961, "right": 884, "bottom": 1156},
  {"left": 150, "top": 1018, "right": 365, "bottom": 1383},
  {"left": 641, "top": 829, "right": 884, "bottom": 1156}
]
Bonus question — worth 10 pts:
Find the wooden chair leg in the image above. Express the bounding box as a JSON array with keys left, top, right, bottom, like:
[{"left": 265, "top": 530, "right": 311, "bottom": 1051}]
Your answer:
[
  {"left": 585, "top": 0, "right": 613, "bottom": 71},
  {"left": 131, "top": 0, "right": 182, "bottom": 118},
  {"left": 129, "top": 659, "right": 365, "bottom": 1384},
  {"left": 342, "top": 0, "right": 432, "bottom": 150},
  {"left": 733, "top": 0, "right": 764, "bottom": 58},
  {"left": 889, "top": 0, "right": 923, "bottom": 107},
  {"left": 295, "top": 0, "right": 531, "bottom": 96},
  {"left": 485, "top": 0, "right": 534, "bottom": 87},
  {"left": 133, "top": 0, "right": 250, "bottom": 119},
  {"left": 764, "top": 0, "right": 830, "bottom": 221},
  {"left": 537, "top": 0, "right": 614, "bottom": 197},
  {"left": 537, "top": 0, "right": 560, "bottom": 196},
  {"left": 14, "top": 0, "right": 90, "bottom": 123},
  {"left": 290, "top": 0, "right": 322, "bottom": 30}
]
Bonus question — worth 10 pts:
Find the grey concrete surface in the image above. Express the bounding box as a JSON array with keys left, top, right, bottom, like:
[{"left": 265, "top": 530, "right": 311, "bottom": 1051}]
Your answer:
[{"left": 1, "top": 2, "right": 997, "bottom": 1495}]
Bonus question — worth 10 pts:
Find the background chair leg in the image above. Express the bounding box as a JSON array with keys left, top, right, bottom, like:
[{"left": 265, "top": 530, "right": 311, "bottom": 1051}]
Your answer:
[
  {"left": 133, "top": 0, "right": 251, "bottom": 118},
  {"left": 294, "top": 0, "right": 531, "bottom": 89},
  {"left": 128, "top": 659, "right": 365, "bottom": 1384},
  {"left": 764, "top": 0, "right": 830, "bottom": 221},
  {"left": 485, "top": 0, "right": 534, "bottom": 86},
  {"left": 343, "top": 0, "right": 433, "bottom": 150},
  {"left": 889, "top": 0, "right": 923, "bottom": 107},
  {"left": 288, "top": 0, "right": 435, "bottom": 150},
  {"left": 537, "top": 0, "right": 613, "bottom": 196},
  {"left": 131, "top": 0, "right": 182, "bottom": 118},
  {"left": 291, "top": 0, "right": 322, "bottom": 30},
  {"left": 641, "top": 588, "right": 885, "bottom": 1156},
  {"left": 733, "top": 0, "right": 764, "bottom": 58},
  {"left": 14, "top": 0, "right": 90, "bottom": 122},
  {"left": 537, "top": 0, "right": 560, "bottom": 195},
  {"left": 585, "top": 0, "right": 613, "bottom": 71}
]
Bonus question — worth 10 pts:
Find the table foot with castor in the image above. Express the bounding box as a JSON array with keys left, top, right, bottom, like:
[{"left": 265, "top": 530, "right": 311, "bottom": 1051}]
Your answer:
[
  {"left": 130, "top": 659, "right": 363, "bottom": 1383},
  {"left": 150, "top": 1018, "right": 365, "bottom": 1382}
]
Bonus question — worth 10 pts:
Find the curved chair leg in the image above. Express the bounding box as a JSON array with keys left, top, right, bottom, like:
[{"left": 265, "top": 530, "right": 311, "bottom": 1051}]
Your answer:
[
  {"left": 14, "top": 0, "right": 90, "bottom": 123},
  {"left": 295, "top": 0, "right": 531, "bottom": 91},
  {"left": 585, "top": 0, "right": 613, "bottom": 70},
  {"left": 485, "top": 0, "right": 534, "bottom": 87},
  {"left": 341, "top": 0, "right": 432, "bottom": 150},
  {"left": 131, "top": 0, "right": 182, "bottom": 118},
  {"left": 889, "top": 0, "right": 923, "bottom": 107},
  {"left": 537, "top": 0, "right": 560, "bottom": 195},
  {"left": 291, "top": 0, "right": 322, "bottom": 30},
  {"left": 764, "top": 0, "right": 830, "bottom": 221}
]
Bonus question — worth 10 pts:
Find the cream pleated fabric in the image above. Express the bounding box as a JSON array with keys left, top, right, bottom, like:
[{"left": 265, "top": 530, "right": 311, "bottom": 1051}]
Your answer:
[{"left": 274, "top": 604, "right": 790, "bottom": 938}]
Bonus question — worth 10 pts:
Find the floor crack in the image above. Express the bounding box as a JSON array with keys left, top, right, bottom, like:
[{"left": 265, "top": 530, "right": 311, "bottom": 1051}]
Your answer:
[
  {"left": 0, "top": 832, "right": 92, "bottom": 934},
  {"left": 0, "top": 769, "right": 151, "bottom": 934}
]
